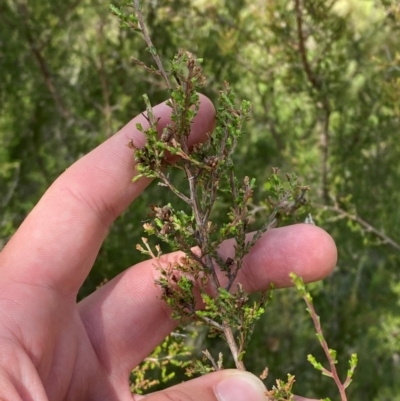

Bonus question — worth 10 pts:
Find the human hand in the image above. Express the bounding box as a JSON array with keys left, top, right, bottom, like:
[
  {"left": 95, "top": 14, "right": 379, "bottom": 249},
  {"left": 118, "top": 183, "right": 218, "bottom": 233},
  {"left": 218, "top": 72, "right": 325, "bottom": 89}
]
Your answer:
[{"left": 0, "top": 94, "right": 337, "bottom": 401}]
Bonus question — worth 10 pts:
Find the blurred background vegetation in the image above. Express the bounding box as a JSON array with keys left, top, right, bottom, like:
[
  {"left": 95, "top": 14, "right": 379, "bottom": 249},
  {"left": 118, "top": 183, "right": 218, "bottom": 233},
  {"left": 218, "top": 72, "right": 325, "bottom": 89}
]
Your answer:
[{"left": 1, "top": 0, "right": 400, "bottom": 399}]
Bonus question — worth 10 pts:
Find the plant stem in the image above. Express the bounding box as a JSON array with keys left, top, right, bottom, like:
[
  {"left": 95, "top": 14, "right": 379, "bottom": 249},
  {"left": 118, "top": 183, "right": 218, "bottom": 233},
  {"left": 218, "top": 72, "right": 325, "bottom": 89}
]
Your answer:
[
  {"left": 133, "top": 0, "right": 172, "bottom": 91},
  {"left": 316, "top": 203, "right": 400, "bottom": 252},
  {"left": 304, "top": 297, "right": 347, "bottom": 401},
  {"left": 223, "top": 321, "right": 246, "bottom": 370},
  {"left": 132, "top": 1, "right": 253, "bottom": 373}
]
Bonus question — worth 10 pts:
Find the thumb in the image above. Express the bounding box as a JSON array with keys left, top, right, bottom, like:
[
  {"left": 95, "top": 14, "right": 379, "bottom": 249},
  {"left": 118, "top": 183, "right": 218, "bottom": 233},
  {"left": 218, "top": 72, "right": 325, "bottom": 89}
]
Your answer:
[{"left": 135, "top": 370, "right": 268, "bottom": 401}]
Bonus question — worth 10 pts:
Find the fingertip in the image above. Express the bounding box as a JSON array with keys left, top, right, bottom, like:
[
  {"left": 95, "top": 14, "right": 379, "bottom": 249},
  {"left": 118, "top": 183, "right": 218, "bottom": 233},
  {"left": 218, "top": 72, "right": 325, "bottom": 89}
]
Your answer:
[
  {"left": 214, "top": 371, "right": 267, "bottom": 401},
  {"left": 140, "top": 370, "right": 267, "bottom": 401},
  {"left": 236, "top": 224, "right": 337, "bottom": 291},
  {"left": 296, "top": 223, "right": 337, "bottom": 281}
]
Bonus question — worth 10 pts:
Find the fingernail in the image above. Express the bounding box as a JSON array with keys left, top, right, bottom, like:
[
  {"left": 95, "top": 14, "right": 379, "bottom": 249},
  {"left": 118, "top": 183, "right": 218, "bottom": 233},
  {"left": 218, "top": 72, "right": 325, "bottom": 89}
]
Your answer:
[{"left": 214, "top": 372, "right": 267, "bottom": 401}]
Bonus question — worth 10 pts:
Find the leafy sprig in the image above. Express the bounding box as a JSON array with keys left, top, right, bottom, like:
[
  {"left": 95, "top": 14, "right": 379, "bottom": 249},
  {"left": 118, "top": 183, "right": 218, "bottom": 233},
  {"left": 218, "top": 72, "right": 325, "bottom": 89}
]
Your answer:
[
  {"left": 109, "top": 2, "right": 354, "bottom": 399},
  {"left": 113, "top": 0, "right": 287, "bottom": 373},
  {"left": 291, "top": 273, "right": 358, "bottom": 401}
]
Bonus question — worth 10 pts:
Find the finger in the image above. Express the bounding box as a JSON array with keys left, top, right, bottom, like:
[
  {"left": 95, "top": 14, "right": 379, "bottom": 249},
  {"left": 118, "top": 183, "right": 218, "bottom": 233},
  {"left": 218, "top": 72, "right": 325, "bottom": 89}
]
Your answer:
[
  {"left": 0, "top": 94, "right": 215, "bottom": 296},
  {"left": 218, "top": 223, "right": 336, "bottom": 290},
  {"left": 136, "top": 370, "right": 267, "bottom": 401},
  {"left": 79, "top": 224, "right": 336, "bottom": 376}
]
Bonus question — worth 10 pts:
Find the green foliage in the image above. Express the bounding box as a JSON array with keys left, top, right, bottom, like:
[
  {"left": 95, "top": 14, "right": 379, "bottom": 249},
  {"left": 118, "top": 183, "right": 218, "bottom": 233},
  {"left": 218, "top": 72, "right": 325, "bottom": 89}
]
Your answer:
[
  {"left": 128, "top": 3, "right": 287, "bottom": 372},
  {"left": 130, "top": 329, "right": 194, "bottom": 394},
  {"left": 265, "top": 374, "right": 296, "bottom": 401},
  {"left": 124, "top": 1, "right": 309, "bottom": 388},
  {"left": 1, "top": 0, "right": 400, "bottom": 399}
]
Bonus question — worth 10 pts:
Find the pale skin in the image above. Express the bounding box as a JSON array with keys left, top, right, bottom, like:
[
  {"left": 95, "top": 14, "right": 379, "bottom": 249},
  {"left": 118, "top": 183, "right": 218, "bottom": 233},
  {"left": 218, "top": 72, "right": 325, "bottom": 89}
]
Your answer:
[{"left": 0, "top": 94, "right": 337, "bottom": 401}]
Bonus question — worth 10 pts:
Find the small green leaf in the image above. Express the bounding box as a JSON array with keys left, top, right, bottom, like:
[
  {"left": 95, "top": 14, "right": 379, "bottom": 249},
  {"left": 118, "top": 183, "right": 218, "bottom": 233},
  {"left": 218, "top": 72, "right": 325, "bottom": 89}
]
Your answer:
[
  {"left": 349, "top": 353, "right": 358, "bottom": 369},
  {"left": 148, "top": 46, "right": 158, "bottom": 56},
  {"left": 109, "top": 4, "right": 122, "bottom": 17},
  {"left": 328, "top": 348, "right": 338, "bottom": 364}
]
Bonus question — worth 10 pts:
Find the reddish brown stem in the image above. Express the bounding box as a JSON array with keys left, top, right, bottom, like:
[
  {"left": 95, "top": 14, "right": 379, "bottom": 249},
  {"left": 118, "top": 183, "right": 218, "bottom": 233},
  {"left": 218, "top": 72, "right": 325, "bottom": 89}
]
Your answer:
[{"left": 304, "top": 298, "right": 347, "bottom": 401}]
